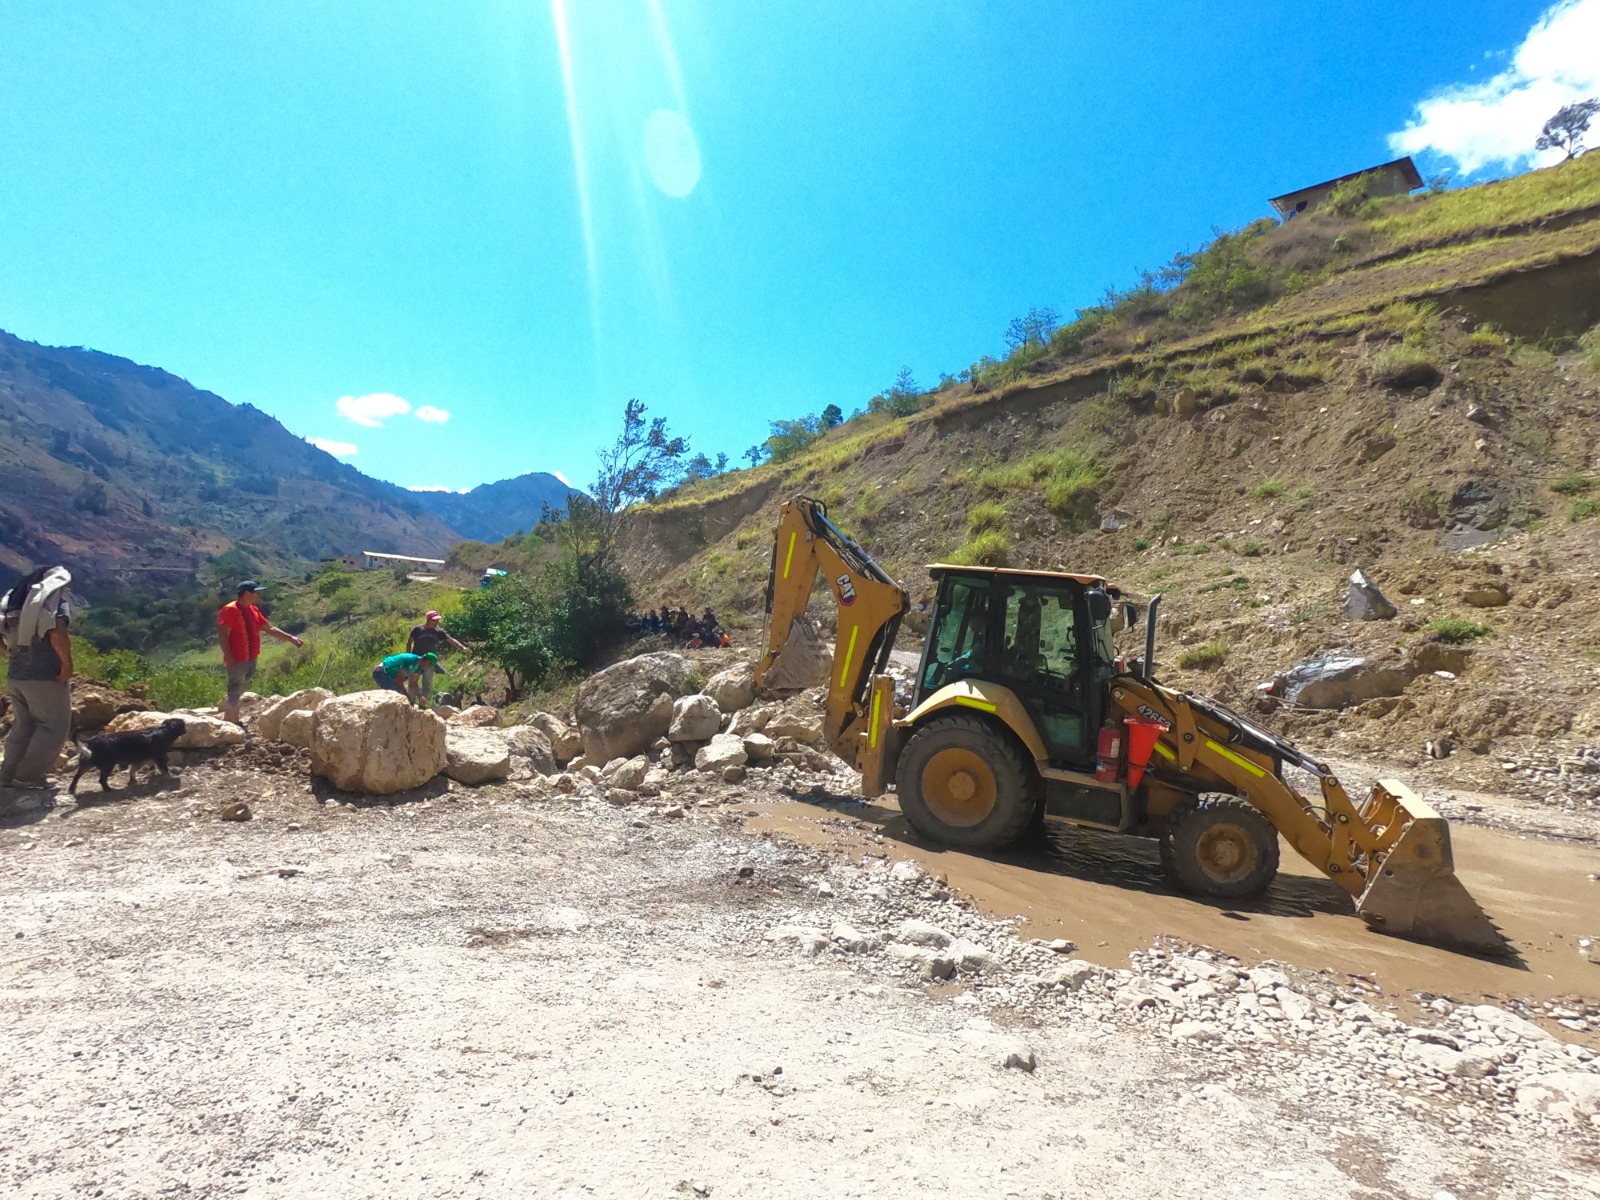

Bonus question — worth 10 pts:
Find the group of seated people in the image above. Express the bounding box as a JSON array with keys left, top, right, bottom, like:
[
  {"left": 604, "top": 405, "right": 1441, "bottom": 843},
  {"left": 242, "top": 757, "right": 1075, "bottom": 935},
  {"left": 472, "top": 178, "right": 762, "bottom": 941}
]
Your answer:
[{"left": 628, "top": 605, "right": 731, "bottom": 649}]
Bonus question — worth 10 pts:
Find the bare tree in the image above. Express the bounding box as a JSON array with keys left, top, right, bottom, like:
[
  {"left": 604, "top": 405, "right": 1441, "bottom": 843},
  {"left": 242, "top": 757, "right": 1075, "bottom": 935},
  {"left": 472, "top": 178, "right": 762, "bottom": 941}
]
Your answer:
[
  {"left": 550, "top": 398, "right": 688, "bottom": 574},
  {"left": 1004, "top": 306, "right": 1061, "bottom": 351},
  {"left": 1536, "top": 98, "right": 1600, "bottom": 160}
]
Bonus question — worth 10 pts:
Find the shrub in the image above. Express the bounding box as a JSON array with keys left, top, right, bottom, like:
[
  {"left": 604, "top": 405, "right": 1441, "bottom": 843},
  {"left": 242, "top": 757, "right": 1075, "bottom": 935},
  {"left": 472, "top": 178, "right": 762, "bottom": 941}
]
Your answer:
[
  {"left": 1327, "top": 171, "right": 1381, "bottom": 218},
  {"left": 316, "top": 572, "right": 356, "bottom": 599},
  {"left": 1236, "top": 539, "right": 1264, "bottom": 557},
  {"left": 1177, "top": 642, "right": 1228, "bottom": 670},
  {"left": 1291, "top": 486, "right": 1314, "bottom": 500},
  {"left": 1132, "top": 538, "right": 1151, "bottom": 551},
  {"left": 1550, "top": 474, "right": 1592, "bottom": 495},
  {"left": 966, "top": 500, "right": 1007, "bottom": 536},
  {"left": 1425, "top": 618, "right": 1492, "bottom": 644},
  {"left": 948, "top": 530, "right": 1010, "bottom": 566},
  {"left": 1251, "top": 478, "right": 1285, "bottom": 500},
  {"left": 1570, "top": 497, "right": 1600, "bottom": 522}
]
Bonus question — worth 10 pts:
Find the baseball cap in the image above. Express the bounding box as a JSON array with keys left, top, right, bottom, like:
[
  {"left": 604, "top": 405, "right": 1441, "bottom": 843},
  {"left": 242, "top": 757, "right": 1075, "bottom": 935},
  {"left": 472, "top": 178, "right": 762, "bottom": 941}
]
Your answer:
[
  {"left": 238, "top": 580, "right": 262, "bottom": 594},
  {"left": 425, "top": 610, "right": 441, "bottom": 620},
  {"left": 421, "top": 652, "right": 446, "bottom": 671}
]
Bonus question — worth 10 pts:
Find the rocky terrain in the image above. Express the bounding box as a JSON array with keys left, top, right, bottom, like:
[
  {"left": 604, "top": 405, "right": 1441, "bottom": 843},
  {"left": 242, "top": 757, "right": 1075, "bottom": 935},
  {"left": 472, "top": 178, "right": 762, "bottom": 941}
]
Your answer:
[{"left": 3, "top": 650, "right": 1598, "bottom": 1199}]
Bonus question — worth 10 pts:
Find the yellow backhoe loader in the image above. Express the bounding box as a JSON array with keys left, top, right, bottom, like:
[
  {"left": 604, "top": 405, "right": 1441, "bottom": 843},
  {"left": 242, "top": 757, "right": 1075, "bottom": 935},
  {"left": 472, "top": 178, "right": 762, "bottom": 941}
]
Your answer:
[{"left": 754, "top": 495, "right": 1502, "bottom": 953}]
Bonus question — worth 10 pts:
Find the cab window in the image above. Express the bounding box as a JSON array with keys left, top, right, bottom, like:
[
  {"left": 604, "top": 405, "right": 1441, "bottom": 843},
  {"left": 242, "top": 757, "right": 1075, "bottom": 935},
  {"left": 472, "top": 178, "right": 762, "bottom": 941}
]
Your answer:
[
  {"left": 922, "top": 577, "right": 992, "bottom": 691},
  {"left": 999, "top": 584, "right": 1078, "bottom": 687}
]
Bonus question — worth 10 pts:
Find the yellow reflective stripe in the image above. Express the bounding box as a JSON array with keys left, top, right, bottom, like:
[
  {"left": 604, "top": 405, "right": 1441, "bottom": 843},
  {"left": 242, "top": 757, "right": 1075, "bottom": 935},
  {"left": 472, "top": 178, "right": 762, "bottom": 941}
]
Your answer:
[
  {"left": 840, "top": 625, "right": 859, "bottom": 688},
  {"left": 954, "top": 696, "right": 998, "bottom": 714},
  {"left": 1206, "top": 739, "right": 1267, "bottom": 779},
  {"left": 782, "top": 532, "right": 797, "bottom": 580},
  {"left": 869, "top": 688, "right": 881, "bottom": 749},
  {"left": 1152, "top": 740, "right": 1176, "bottom": 760}
]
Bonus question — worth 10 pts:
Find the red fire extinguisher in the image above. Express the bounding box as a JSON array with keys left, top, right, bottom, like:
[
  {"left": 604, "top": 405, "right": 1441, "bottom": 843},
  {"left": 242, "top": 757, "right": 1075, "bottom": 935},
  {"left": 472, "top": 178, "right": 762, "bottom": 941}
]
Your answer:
[{"left": 1094, "top": 724, "right": 1124, "bottom": 783}]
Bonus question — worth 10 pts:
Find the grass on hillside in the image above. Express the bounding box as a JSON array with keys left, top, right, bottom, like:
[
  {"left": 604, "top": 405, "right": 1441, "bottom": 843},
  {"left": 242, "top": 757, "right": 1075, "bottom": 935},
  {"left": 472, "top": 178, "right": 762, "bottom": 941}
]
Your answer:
[
  {"left": 1177, "top": 641, "right": 1229, "bottom": 670},
  {"left": 1425, "top": 618, "right": 1493, "bottom": 645},
  {"left": 1369, "top": 153, "right": 1600, "bottom": 244},
  {"left": 639, "top": 155, "right": 1600, "bottom": 553}
]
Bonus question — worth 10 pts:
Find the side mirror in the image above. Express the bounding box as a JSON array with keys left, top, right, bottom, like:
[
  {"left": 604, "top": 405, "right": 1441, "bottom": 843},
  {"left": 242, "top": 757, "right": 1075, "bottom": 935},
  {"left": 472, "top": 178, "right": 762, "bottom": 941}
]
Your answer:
[{"left": 1111, "top": 601, "right": 1140, "bottom": 633}]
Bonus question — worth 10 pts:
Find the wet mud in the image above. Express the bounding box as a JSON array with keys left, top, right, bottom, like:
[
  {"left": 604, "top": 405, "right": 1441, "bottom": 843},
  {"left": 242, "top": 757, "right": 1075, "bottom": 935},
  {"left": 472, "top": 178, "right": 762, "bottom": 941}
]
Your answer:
[{"left": 748, "top": 792, "right": 1600, "bottom": 1015}]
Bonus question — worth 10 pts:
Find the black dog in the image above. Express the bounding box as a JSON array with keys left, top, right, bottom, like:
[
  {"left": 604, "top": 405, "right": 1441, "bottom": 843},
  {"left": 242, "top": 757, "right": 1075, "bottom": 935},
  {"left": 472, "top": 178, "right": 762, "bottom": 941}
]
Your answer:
[{"left": 69, "top": 718, "right": 187, "bottom": 795}]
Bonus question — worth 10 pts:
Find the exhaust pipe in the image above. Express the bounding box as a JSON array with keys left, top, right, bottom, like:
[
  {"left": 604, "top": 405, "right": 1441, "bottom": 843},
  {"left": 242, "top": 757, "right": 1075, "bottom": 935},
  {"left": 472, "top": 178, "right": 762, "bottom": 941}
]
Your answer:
[{"left": 1143, "top": 593, "right": 1162, "bottom": 680}]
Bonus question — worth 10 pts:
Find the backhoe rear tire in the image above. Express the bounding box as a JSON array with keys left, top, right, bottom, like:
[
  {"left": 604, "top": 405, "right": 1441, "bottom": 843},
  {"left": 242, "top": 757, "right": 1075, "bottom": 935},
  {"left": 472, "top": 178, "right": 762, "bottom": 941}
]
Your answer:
[
  {"left": 895, "top": 715, "right": 1037, "bottom": 852},
  {"left": 1160, "top": 795, "right": 1280, "bottom": 900}
]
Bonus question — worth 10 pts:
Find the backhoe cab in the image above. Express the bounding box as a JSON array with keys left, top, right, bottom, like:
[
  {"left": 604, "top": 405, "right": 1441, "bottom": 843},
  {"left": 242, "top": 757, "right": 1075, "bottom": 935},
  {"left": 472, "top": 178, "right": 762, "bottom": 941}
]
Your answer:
[{"left": 755, "top": 496, "right": 1502, "bottom": 954}]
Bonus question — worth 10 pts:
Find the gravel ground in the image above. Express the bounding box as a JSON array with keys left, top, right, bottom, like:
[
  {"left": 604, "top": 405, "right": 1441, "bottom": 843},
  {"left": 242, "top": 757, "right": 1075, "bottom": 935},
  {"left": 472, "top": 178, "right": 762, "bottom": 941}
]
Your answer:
[{"left": 2, "top": 755, "right": 1598, "bottom": 1200}]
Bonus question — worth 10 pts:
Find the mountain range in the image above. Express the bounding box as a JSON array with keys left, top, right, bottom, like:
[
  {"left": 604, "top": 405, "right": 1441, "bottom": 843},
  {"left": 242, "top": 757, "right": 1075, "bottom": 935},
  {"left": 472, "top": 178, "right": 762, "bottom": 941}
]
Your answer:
[{"left": 0, "top": 329, "right": 574, "bottom": 592}]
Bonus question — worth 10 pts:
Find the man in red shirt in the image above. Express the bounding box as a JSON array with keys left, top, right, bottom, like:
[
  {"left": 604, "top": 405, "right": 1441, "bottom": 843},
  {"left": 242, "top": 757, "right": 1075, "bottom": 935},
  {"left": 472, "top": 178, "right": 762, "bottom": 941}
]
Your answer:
[{"left": 219, "top": 580, "right": 302, "bottom": 724}]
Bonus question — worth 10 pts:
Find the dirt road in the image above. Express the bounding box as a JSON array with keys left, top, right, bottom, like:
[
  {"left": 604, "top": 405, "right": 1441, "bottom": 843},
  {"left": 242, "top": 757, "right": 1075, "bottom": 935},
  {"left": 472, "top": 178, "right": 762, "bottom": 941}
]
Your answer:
[{"left": 2, "top": 749, "right": 1598, "bottom": 1200}]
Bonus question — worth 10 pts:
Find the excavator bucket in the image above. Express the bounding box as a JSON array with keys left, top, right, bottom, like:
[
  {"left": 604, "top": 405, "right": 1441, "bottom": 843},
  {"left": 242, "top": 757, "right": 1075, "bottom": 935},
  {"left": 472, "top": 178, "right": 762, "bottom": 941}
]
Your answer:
[
  {"left": 760, "top": 613, "right": 832, "bottom": 692},
  {"left": 1353, "top": 781, "right": 1505, "bottom": 955}
]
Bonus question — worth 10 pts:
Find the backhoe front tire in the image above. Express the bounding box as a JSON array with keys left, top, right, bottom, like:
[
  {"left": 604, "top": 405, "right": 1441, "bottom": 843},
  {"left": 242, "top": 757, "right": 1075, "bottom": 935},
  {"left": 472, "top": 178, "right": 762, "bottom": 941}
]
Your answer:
[
  {"left": 1160, "top": 795, "right": 1280, "bottom": 900},
  {"left": 895, "top": 715, "right": 1038, "bottom": 852}
]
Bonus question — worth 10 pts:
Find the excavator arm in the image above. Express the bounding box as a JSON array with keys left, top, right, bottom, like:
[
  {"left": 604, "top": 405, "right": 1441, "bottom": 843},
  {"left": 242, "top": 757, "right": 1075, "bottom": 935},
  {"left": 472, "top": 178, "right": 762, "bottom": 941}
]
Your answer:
[{"left": 754, "top": 497, "right": 908, "bottom": 792}]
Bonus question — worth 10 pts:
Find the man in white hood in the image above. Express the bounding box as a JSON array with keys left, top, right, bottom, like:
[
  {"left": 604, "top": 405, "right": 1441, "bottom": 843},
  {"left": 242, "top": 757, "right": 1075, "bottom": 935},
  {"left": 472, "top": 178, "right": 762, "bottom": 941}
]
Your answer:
[{"left": 1, "top": 565, "right": 75, "bottom": 792}]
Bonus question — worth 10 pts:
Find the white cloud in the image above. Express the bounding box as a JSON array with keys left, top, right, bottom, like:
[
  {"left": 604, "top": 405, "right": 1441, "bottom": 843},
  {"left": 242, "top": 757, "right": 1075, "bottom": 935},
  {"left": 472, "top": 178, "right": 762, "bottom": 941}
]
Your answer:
[
  {"left": 336, "top": 392, "right": 412, "bottom": 428},
  {"left": 414, "top": 405, "right": 452, "bottom": 424},
  {"left": 308, "top": 437, "right": 358, "bottom": 457},
  {"left": 1389, "top": 0, "right": 1600, "bottom": 174},
  {"left": 553, "top": 471, "right": 571, "bottom": 486},
  {"left": 407, "top": 485, "right": 470, "bottom": 494}
]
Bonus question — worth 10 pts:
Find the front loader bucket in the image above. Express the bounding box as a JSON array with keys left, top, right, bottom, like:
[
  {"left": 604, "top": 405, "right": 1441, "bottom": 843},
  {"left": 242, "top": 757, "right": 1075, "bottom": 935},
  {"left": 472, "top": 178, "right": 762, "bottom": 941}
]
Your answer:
[{"left": 1353, "top": 785, "right": 1504, "bottom": 955}]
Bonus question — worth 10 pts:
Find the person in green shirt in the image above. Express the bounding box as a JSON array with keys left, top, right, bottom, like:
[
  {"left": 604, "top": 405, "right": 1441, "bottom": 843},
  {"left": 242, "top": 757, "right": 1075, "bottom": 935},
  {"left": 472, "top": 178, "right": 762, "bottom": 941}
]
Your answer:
[{"left": 372, "top": 651, "right": 443, "bottom": 708}]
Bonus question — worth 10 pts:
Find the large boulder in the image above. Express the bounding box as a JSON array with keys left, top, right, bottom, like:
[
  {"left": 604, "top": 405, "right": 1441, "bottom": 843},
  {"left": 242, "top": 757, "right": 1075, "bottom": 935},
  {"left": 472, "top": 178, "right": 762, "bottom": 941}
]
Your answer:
[
  {"left": 766, "top": 702, "right": 824, "bottom": 745},
  {"left": 574, "top": 653, "right": 698, "bottom": 763},
  {"left": 1343, "top": 570, "right": 1396, "bottom": 622},
  {"left": 695, "top": 733, "right": 749, "bottom": 773},
  {"left": 703, "top": 661, "right": 756, "bottom": 714},
  {"left": 279, "top": 708, "right": 315, "bottom": 748},
  {"left": 526, "top": 712, "right": 582, "bottom": 765},
  {"left": 70, "top": 682, "right": 150, "bottom": 736},
  {"left": 1265, "top": 651, "right": 1414, "bottom": 710},
  {"left": 445, "top": 727, "right": 511, "bottom": 785},
  {"left": 729, "top": 704, "right": 775, "bottom": 738},
  {"left": 603, "top": 755, "right": 651, "bottom": 791},
  {"left": 503, "top": 725, "right": 558, "bottom": 775},
  {"left": 104, "top": 710, "right": 245, "bottom": 750},
  {"left": 669, "top": 694, "right": 723, "bottom": 742},
  {"left": 310, "top": 691, "right": 447, "bottom": 794},
  {"left": 257, "top": 688, "right": 334, "bottom": 742},
  {"left": 449, "top": 705, "right": 501, "bottom": 728}
]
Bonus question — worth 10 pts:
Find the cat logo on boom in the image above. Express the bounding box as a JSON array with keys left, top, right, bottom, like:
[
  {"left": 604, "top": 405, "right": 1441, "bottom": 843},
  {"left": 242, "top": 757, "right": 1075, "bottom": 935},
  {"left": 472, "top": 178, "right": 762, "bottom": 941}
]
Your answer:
[{"left": 836, "top": 574, "right": 857, "bottom": 606}]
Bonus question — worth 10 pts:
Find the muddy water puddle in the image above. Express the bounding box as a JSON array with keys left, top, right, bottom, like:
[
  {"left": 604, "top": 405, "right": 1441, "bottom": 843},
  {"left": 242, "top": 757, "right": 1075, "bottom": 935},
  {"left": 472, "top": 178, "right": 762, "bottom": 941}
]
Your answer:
[{"left": 747, "top": 795, "right": 1600, "bottom": 1014}]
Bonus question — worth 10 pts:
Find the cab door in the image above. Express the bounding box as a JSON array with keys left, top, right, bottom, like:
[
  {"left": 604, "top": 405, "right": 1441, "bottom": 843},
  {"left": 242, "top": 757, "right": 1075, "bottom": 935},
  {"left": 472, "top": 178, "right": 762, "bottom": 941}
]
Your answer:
[{"left": 992, "top": 581, "right": 1095, "bottom": 768}]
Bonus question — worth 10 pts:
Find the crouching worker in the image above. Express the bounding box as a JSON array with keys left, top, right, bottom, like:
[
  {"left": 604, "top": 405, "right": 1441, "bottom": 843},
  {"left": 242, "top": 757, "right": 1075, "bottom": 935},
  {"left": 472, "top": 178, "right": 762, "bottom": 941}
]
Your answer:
[
  {"left": 0, "top": 565, "right": 74, "bottom": 792},
  {"left": 373, "top": 651, "right": 444, "bottom": 707}
]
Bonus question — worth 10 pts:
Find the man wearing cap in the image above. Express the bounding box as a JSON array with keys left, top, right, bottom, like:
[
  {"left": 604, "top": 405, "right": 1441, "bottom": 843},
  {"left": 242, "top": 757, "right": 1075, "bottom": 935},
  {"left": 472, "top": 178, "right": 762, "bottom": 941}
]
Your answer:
[
  {"left": 406, "top": 610, "right": 466, "bottom": 707},
  {"left": 218, "top": 581, "right": 303, "bottom": 724},
  {"left": 373, "top": 651, "right": 444, "bottom": 708}
]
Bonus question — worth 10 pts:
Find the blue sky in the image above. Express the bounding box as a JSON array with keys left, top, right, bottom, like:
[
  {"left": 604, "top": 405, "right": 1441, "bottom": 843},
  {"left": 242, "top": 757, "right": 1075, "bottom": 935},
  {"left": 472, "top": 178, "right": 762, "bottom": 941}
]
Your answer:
[{"left": 0, "top": 0, "right": 1588, "bottom": 493}]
